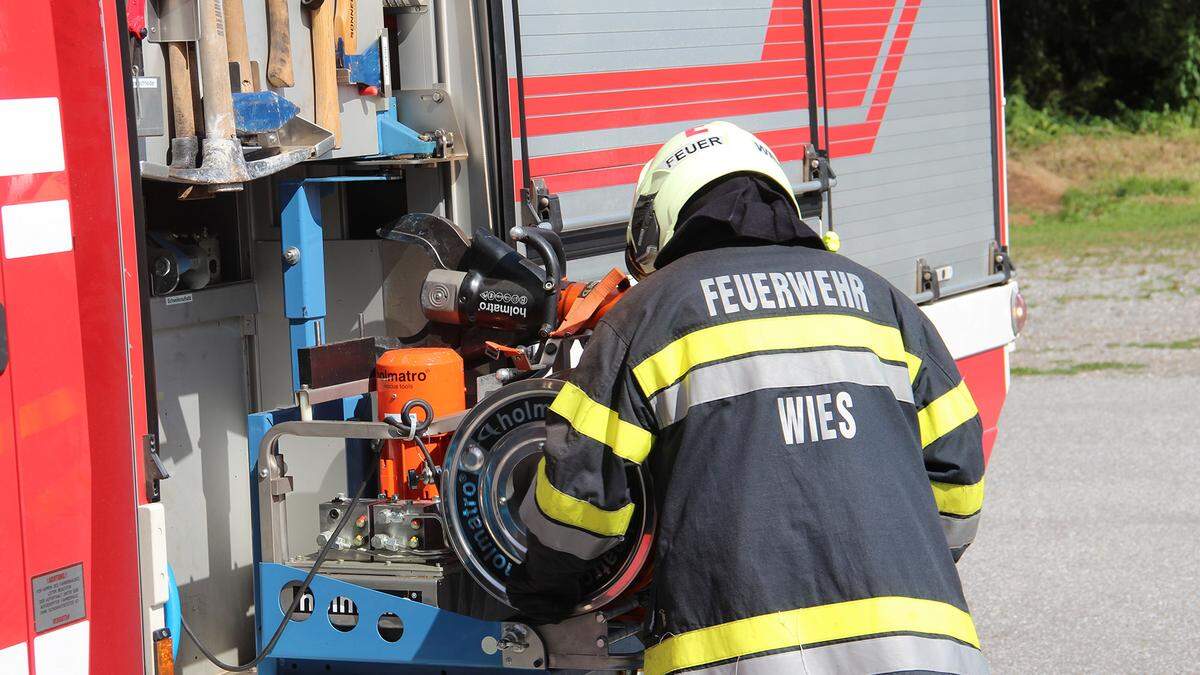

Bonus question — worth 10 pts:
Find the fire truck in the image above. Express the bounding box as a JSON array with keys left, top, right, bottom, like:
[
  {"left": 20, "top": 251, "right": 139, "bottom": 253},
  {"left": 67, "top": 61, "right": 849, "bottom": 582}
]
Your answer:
[{"left": 0, "top": 0, "right": 1021, "bottom": 673}]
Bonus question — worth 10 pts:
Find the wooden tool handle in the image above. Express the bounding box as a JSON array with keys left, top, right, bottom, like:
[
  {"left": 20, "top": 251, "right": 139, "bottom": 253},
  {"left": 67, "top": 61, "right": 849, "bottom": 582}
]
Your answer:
[
  {"left": 335, "top": 0, "right": 357, "bottom": 54},
  {"left": 222, "top": 0, "right": 254, "bottom": 93},
  {"left": 200, "top": 0, "right": 237, "bottom": 139},
  {"left": 311, "top": 0, "right": 341, "bottom": 146},
  {"left": 166, "top": 42, "right": 196, "bottom": 137},
  {"left": 265, "top": 0, "right": 294, "bottom": 87}
]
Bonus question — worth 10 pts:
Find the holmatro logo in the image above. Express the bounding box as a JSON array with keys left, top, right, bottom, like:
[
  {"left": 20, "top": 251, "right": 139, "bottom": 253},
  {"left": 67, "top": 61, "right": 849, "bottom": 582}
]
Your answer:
[{"left": 379, "top": 370, "right": 428, "bottom": 383}]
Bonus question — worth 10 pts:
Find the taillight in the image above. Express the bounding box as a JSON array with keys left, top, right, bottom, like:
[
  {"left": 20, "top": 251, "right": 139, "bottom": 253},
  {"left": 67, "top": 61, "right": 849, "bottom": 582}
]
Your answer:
[
  {"left": 1011, "top": 287, "right": 1028, "bottom": 336},
  {"left": 153, "top": 628, "right": 175, "bottom": 675}
]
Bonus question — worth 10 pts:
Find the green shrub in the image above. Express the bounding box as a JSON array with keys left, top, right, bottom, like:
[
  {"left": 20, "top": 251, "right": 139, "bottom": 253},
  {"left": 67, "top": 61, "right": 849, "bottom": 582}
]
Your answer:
[{"left": 1002, "top": 2, "right": 1200, "bottom": 117}]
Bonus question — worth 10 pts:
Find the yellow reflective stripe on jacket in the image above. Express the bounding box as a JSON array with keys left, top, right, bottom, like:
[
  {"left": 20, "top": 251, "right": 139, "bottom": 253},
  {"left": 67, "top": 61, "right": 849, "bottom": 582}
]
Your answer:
[
  {"left": 644, "top": 596, "right": 979, "bottom": 675},
  {"left": 550, "top": 382, "right": 654, "bottom": 464},
  {"left": 632, "top": 314, "right": 923, "bottom": 398},
  {"left": 917, "top": 380, "right": 979, "bottom": 448},
  {"left": 534, "top": 458, "right": 634, "bottom": 537},
  {"left": 931, "top": 478, "right": 985, "bottom": 517}
]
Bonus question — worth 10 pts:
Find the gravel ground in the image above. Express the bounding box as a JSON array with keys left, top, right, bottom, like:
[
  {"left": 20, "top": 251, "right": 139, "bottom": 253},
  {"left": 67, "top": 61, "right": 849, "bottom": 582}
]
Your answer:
[
  {"left": 1014, "top": 256, "right": 1200, "bottom": 376},
  {"left": 957, "top": 257, "right": 1200, "bottom": 673}
]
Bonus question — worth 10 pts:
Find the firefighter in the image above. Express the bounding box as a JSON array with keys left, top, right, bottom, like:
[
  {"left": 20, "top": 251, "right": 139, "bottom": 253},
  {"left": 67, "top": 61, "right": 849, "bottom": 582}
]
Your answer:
[{"left": 507, "top": 121, "right": 988, "bottom": 674}]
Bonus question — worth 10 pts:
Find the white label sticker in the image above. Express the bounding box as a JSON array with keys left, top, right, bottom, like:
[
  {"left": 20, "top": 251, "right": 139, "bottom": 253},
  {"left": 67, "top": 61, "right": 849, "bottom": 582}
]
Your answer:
[
  {"left": 133, "top": 77, "right": 158, "bottom": 89},
  {"left": 0, "top": 98, "right": 65, "bottom": 177},
  {"left": 2, "top": 200, "right": 73, "bottom": 259},
  {"left": 31, "top": 564, "right": 86, "bottom": 633},
  {"left": 165, "top": 293, "right": 194, "bottom": 306}
]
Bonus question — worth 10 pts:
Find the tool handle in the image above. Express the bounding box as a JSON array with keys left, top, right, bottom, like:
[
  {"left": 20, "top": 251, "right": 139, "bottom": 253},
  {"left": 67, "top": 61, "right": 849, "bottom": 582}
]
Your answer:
[
  {"left": 199, "top": 0, "right": 237, "bottom": 139},
  {"left": 265, "top": 0, "right": 295, "bottom": 87},
  {"left": 311, "top": 0, "right": 341, "bottom": 146},
  {"left": 166, "top": 41, "right": 196, "bottom": 137},
  {"left": 222, "top": 0, "right": 254, "bottom": 92},
  {"left": 335, "top": 0, "right": 357, "bottom": 54}
]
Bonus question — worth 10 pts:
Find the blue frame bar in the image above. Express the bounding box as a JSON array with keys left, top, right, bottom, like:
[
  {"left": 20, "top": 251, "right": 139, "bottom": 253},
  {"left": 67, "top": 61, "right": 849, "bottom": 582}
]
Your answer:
[
  {"left": 277, "top": 176, "right": 397, "bottom": 389},
  {"left": 279, "top": 179, "right": 327, "bottom": 390},
  {"left": 258, "top": 564, "right": 530, "bottom": 671}
]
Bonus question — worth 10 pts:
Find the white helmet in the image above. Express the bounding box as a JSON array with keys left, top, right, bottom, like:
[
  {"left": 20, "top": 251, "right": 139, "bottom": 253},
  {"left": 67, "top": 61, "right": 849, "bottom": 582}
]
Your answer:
[{"left": 625, "top": 121, "right": 801, "bottom": 278}]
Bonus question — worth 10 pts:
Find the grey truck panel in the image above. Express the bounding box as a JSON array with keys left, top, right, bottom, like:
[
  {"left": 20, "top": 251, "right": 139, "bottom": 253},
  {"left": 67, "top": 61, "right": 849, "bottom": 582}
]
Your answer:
[{"left": 505, "top": 0, "right": 1003, "bottom": 297}]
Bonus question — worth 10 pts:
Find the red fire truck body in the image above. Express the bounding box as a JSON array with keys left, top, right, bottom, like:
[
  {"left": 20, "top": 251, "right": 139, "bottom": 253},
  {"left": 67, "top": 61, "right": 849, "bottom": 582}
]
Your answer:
[{"left": 0, "top": 0, "right": 1016, "bottom": 672}]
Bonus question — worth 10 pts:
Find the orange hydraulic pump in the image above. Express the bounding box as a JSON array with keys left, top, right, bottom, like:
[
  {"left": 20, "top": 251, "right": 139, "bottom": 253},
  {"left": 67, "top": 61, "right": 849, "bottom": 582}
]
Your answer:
[{"left": 375, "top": 348, "right": 465, "bottom": 500}]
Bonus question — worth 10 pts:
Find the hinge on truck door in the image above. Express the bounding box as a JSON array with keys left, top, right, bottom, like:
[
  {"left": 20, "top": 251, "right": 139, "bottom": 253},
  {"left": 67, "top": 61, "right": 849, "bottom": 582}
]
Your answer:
[
  {"left": 144, "top": 434, "right": 169, "bottom": 502},
  {"left": 989, "top": 241, "right": 1016, "bottom": 278},
  {"left": 522, "top": 177, "right": 563, "bottom": 231}
]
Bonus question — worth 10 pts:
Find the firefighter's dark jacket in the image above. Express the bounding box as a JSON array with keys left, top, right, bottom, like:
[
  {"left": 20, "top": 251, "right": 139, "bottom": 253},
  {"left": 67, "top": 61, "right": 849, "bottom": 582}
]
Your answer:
[{"left": 509, "top": 177, "right": 988, "bottom": 674}]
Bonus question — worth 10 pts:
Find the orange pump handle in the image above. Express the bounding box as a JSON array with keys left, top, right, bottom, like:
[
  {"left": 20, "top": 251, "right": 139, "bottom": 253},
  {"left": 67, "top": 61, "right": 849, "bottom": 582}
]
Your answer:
[
  {"left": 484, "top": 340, "right": 527, "bottom": 358},
  {"left": 551, "top": 268, "right": 628, "bottom": 337}
]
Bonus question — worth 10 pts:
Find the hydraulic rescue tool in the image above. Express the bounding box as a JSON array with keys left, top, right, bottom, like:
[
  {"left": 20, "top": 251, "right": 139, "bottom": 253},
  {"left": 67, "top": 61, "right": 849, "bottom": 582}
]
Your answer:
[
  {"left": 238, "top": 214, "right": 651, "bottom": 671},
  {"left": 369, "top": 213, "right": 653, "bottom": 612}
]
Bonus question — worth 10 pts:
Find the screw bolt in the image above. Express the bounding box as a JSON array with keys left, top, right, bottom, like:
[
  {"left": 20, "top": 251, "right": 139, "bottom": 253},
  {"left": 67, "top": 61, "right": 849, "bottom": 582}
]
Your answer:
[{"left": 283, "top": 246, "right": 301, "bottom": 265}]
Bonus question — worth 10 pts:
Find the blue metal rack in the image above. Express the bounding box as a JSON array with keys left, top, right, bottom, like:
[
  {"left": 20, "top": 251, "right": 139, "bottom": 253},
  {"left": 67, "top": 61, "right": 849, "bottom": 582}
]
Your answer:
[
  {"left": 251, "top": 176, "right": 539, "bottom": 673},
  {"left": 257, "top": 564, "right": 529, "bottom": 673}
]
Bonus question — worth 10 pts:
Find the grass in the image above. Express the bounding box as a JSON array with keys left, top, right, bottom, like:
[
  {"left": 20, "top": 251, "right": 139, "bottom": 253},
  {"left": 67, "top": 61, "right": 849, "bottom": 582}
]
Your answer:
[
  {"left": 1012, "top": 361, "right": 1148, "bottom": 376},
  {"left": 1006, "top": 94, "right": 1200, "bottom": 149},
  {"left": 1006, "top": 97, "right": 1200, "bottom": 263},
  {"left": 1128, "top": 337, "right": 1200, "bottom": 350},
  {"left": 1012, "top": 194, "right": 1200, "bottom": 261},
  {"left": 1052, "top": 293, "right": 1117, "bottom": 304},
  {"left": 1009, "top": 155, "right": 1200, "bottom": 262}
]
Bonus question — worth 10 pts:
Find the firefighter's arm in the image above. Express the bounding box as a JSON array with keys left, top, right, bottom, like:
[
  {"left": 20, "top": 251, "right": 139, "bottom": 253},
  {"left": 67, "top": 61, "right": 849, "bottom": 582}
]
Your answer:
[
  {"left": 899, "top": 296, "right": 986, "bottom": 560},
  {"left": 507, "top": 320, "right": 656, "bottom": 621}
]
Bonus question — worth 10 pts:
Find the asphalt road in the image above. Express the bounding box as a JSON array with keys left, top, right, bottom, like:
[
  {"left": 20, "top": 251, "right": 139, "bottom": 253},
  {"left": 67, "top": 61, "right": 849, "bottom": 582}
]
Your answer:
[{"left": 956, "top": 373, "right": 1200, "bottom": 673}]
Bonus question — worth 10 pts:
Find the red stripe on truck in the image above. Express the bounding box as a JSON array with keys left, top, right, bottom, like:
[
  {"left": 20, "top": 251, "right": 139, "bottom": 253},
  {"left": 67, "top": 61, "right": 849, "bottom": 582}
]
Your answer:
[
  {"left": 512, "top": 0, "right": 922, "bottom": 194},
  {"left": 516, "top": 121, "right": 882, "bottom": 198}
]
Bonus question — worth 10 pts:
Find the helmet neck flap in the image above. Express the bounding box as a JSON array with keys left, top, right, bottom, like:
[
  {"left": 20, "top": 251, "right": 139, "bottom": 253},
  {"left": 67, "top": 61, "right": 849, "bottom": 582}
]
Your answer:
[{"left": 651, "top": 174, "right": 825, "bottom": 273}]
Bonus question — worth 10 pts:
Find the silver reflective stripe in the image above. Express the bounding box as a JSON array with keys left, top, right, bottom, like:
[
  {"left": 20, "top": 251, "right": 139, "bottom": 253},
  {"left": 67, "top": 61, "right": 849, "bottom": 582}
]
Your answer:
[
  {"left": 681, "top": 635, "right": 988, "bottom": 675},
  {"left": 518, "top": 487, "right": 617, "bottom": 561},
  {"left": 650, "top": 349, "right": 914, "bottom": 427},
  {"left": 941, "top": 512, "right": 981, "bottom": 550}
]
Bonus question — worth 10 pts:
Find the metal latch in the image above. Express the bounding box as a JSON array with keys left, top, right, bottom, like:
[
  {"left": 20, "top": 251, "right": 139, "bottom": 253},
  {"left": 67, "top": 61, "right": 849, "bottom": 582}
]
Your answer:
[
  {"left": 523, "top": 177, "right": 563, "bottom": 231},
  {"left": 804, "top": 143, "right": 836, "bottom": 188},
  {"left": 917, "top": 258, "right": 942, "bottom": 300},
  {"left": 989, "top": 241, "right": 1016, "bottom": 278}
]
